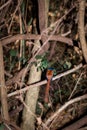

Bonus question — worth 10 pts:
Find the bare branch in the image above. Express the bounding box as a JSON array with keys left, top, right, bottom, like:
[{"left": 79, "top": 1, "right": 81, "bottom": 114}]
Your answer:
[
  {"left": 0, "top": 0, "right": 12, "bottom": 11},
  {"left": 62, "top": 115, "right": 87, "bottom": 130},
  {"left": 0, "top": 34, "right": 73, "bottom": 46},
  {"left": 46, "top": 94, "right": 87, "bottom": 126},
  {"left": 7, "top": 63, "right": 83, "bottom": 98}
]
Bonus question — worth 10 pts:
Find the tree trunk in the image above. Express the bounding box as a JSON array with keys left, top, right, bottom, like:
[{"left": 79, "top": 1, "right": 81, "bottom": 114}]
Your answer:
[
  {"left": 78, "top": 0, "right": 87, "bottom": 62},
  {"left": 0, "top": 43, "right": 10, "bottom": 121},
  {"left": 21, "top": 41, "right": 41, "bottom": 130},
  {"left": 22, "top": 1, "right": 49, "bottom": 129}
]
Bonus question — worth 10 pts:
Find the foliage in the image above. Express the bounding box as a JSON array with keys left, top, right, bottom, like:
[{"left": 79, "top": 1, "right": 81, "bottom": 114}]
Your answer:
[
  {"left": 35, "top": 53, "right": 49, "bottom": 71},
  {"left": 0, "top": 123, "right": 4, "bottom": 130},
  {"left": 9, "top": 49, "right": 18, "bottom": 57}
]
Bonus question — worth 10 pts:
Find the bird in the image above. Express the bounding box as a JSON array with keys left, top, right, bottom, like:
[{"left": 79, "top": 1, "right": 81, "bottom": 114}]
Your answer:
[{"left": 44, "top": 68, "right": 54, "bottom": 103}]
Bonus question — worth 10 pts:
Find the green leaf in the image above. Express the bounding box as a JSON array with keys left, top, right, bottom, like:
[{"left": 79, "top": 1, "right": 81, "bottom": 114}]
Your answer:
[
  {"left": 0, "top": 124, "right": 4, "bottom": 130},
  {"left": 28, "top": 17, "right": 33, "bottom": 26},
  {"left": 63, "top": 61, "right": 72, "bottom": 69},
  {"left": 65, "top": 61, "right": 72, "bottom": 69},
  {"left": 10, "top": 49, "right": 17, "bottom": 57},
  {"left": 35, "top": 55, "right": 42, "bottom": 59},
  {"left": 41, "top": 59, "right": 48, "bottom": 69}
]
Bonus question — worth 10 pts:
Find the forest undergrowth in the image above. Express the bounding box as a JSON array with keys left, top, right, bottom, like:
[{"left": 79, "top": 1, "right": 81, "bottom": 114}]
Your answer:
[{"left": 0, "top": 0, "right": 87, "bottom": 130}]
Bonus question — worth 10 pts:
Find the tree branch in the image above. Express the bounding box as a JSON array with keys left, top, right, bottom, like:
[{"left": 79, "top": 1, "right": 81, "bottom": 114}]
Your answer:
[
  {"left": 0, "top": 34, "right": 73, "bottom": 46},
  {"left": 78, "top": 0, "right": 87, "bottom": 62},
  {"left": 7, "top": 63, "right": 83, "bottom": 98},
  {"left": 62, "top": 115, "right": 87, "bottom": 130},
  {"left": 0, "top": 43, "right": 10, "bottom": 121},
  {"left": 45, "top": 94, "right": 87, "bottom": 126}
]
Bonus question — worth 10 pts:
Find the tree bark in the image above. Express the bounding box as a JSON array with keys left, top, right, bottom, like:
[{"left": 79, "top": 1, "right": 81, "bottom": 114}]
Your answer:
[
  {"left": 38, "top": 0, "right": 50, "bottom": 53},
  {"left": 22, "top": 1, "right": 49, "bottom": 129},
  {"left": 78, "top": 0, "right": 87, "bottom": 62},
  {"left": 0, "top": 42, "right": 10, "bottom": 121},
  {"left": 21, "top": 40, "right": 41, "bottom": 130},
  {"left": 62, "top": 116, "right": 87, "bottom": 130}
]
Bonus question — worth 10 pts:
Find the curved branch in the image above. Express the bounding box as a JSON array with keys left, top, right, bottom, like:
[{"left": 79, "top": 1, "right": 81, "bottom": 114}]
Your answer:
[
  {"left": 0, "top": 34, "right": 73, "bottom": 46},
  {"left": 45, "top": 94, "right": 87, "bottom": 126}
]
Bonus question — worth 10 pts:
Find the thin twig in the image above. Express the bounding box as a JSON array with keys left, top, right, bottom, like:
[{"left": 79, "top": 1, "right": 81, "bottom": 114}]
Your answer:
[
  {"left": 4, "top": 123, "right": 12, "bottom": 130},
  {"left": 8, "top": 0, "right": 22, "bottom": 33},
  {"left": 0, "top": 0, "right": 12, "bottom": 11},
  {"left": 53, "top": 64, "right": 82, "bottom": 81},
  {"left": 61, "top": 30, "right": 71, "bottom": 37},
  {"left": 78, "top": 127, "right": 87, "bottom": 130},
  {"left": 68, "top": 72, "right": 83, "bottom": 100},
  {"left": 19, "top": 96, "right": 37, "bottom": 118}
]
